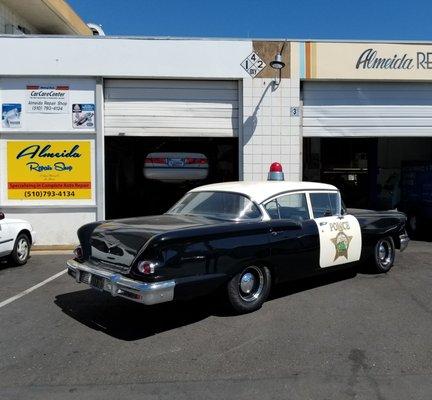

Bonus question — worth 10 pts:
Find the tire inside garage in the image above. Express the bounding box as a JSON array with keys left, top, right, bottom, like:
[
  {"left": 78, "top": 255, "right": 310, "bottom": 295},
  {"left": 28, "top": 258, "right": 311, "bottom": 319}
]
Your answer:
[{"left": 105, "top": 137, "right": 239, "bottom": 219}]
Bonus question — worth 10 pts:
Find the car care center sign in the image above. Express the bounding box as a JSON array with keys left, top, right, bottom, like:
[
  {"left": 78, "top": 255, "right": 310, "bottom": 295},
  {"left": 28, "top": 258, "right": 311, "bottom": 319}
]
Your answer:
[
  {"left": 7, "top": 141, "right": 92, "bottom": 200},
  {"left": 26, "top": 85, "right": 69, "bottom": 113}
]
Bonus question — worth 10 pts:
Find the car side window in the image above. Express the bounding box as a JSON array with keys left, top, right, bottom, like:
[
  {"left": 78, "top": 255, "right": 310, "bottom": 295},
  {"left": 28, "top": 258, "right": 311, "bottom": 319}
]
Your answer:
[
  {"left": 310, "top": 192, "right": 340, "bottom": 218},
  {"left": 264, "top": 200, "right": 280, "bottom": 219},
  {"left": 264, "top": 193, "right": 310, "bottom": 222}
]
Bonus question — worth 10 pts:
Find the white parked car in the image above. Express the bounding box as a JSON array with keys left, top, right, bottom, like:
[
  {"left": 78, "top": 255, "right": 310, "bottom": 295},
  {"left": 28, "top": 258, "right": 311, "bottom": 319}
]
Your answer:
[{"left": 0, "top": 212, "right": 35, "bottom": 265}]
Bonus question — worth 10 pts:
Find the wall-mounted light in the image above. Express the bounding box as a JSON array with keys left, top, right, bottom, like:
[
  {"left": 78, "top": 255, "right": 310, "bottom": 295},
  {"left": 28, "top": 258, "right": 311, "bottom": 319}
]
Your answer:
[
  {"left": 270, "top": 40, "right": 287, "bottom": 85},
  {"left": 270, "top": 53, "right": 285, "bottom": 70}
]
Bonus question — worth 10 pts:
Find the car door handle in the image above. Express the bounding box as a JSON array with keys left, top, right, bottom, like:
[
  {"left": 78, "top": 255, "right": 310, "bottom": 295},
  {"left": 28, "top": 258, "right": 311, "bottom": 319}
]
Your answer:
[{"left": 319, "top": 222, "right": 327, "bottom": 226}]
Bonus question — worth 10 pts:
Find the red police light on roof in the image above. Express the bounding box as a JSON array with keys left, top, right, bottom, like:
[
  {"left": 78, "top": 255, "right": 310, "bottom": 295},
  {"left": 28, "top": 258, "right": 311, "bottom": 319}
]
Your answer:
[
  {"left": 269, "top": 162, "right": 283, "bottom": 172},
  {"left": 268, "top": 162, "right": 285, "bottom": 181}
]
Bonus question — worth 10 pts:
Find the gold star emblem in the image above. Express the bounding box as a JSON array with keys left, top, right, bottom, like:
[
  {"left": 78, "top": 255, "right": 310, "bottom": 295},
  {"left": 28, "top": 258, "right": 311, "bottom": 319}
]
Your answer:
[{"left": 331, "top": 231, "right": 353, "bottom": 261}]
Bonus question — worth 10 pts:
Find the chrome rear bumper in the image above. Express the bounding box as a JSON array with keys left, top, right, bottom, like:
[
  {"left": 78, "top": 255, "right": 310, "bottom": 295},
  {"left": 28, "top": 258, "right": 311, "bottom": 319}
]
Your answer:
[
  {"left": 66, "top": 259, "right": 175, "bottom": 305},
  {"left": 399, "top": 233, "right": 410, "bottom": 252}
]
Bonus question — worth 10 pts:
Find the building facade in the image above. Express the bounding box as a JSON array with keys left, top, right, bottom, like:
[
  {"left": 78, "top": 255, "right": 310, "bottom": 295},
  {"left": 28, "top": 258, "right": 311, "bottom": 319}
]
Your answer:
[
  {"left": 1, "top": 36, "right": 430, "bottom": 245},
  {"left": 0, "top": 0, "right": 91, "bottom": 35}
]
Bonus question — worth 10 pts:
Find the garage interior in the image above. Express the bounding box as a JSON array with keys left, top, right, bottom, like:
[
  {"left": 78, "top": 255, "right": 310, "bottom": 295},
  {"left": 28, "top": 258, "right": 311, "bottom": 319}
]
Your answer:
[
  {"left": 105, "top": 137, "right": 238, "bottom": 219},
  {"left": 303, "top": 137, "right": 432, "bottom": 211},
  {"left": 302, "top": 80, "right": 432, "bottom": 231},
  {"left": 103, "top": 78, "right": 239, "bottom": 219}
]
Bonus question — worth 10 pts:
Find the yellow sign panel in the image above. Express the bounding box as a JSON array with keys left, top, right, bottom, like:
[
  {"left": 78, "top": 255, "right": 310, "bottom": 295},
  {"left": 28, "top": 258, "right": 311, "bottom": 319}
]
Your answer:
[{"left": 7, "top": 141, "right": 92, "bottom": 200}]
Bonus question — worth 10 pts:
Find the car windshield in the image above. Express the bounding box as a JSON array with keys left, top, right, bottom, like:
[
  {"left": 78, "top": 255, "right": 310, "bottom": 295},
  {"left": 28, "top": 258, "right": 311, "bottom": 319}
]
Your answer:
[{"left": 167, "top": 191, "right": 262, "bottom": 221}]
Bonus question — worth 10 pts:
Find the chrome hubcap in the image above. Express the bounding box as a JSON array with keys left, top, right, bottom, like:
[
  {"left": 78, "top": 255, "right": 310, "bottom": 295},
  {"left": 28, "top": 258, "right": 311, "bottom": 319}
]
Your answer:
[
  {"left": 17, "top": 238, "right": 29, "bottom": 261},
  {"left": 377, "top": 240, "right": 392, "bottom": 267},
  {"left": 238, "top": 266, "right": 264, "bottom": 302},
  {"left": 240, "top": 272, "right": 255, "bottom": 294}
]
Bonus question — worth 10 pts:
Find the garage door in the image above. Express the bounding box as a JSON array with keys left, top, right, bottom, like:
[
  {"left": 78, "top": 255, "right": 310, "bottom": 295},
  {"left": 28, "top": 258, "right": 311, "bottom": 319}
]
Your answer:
[
  {"left": 303, "top": 82, "right": 432, "bottom": 137},
  {"left": 104, "top": 79, "right": 239, "bottom": 137}
]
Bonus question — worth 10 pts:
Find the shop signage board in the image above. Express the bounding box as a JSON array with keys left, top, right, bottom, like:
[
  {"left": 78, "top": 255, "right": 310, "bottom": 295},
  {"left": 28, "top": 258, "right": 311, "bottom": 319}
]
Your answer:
[
  {"left": 7, "top": 140, "right": 92, "bottom": 200},
  {"left": 72, "top": 104, "right": 95, "bottom": 129},
  {"left": 0, "top": 78, "right": 96, "bottom": 132},
  {"left": 26, "top": 85, "right": 69, "bottom": 114},
  {"left": 302, "top": 42, "right": 432, "bottom": 80}
]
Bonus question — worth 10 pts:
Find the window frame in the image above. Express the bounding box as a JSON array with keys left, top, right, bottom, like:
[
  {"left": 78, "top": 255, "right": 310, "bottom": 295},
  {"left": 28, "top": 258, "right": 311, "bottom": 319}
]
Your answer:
[
  {"left": 307, "top": 190, "right": 342, "bottom": 219},
  {"left": 261, "top": 191, "right": 311, "bottom": 221},
  {"left": 167, "top": 190, "right": 263, "bottom": 222}
]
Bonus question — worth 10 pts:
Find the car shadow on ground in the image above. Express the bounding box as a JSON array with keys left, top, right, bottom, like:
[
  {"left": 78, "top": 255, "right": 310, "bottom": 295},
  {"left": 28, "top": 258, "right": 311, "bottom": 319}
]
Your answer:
[
  {"left": 55, "top": 268, "right": 361, "bottom": 341},
  {"left": 0, "top": 258, "right": 30, "bottom": 271}
]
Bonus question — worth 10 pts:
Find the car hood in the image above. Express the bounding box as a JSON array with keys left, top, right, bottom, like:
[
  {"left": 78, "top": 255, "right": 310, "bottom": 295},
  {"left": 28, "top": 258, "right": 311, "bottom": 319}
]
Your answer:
[{"left": 87, "top": 214, "right": 221, "bottom": 267}]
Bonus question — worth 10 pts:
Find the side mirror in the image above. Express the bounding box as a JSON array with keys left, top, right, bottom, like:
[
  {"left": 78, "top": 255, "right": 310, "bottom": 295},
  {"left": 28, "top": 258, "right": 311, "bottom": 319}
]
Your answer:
[{"left": 0, "top": 212, "right": 5, "bottom": 220}]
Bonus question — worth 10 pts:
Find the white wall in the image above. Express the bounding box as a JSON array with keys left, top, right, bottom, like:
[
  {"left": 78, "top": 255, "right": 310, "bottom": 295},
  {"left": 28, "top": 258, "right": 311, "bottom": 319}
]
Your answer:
[
  {"left": 0, "top": 37, "right": 252, "bottom": 79},
  {"left": 7, "top": 210, "right": 95, "bottom": 245}
]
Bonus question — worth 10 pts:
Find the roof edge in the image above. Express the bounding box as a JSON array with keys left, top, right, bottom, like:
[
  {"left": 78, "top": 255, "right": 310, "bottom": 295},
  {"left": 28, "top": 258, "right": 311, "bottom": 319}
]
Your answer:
[{"left": 42, "top": 0, "right": 92, "bottom": 35}]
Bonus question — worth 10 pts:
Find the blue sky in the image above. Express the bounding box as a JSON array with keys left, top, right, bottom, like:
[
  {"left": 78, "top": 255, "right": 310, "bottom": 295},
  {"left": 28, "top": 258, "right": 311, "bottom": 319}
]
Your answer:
[{"left": 68, "top": 0, "right": 432, "bottom": 40}]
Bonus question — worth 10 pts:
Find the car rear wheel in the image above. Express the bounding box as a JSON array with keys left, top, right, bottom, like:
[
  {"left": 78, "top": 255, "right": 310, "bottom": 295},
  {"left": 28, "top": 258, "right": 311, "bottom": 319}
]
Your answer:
[
  {"left": 10, "top": 234, "right": 30, "bottom": 266},
  {"left": 227, "top": 265, "right": 271, "bottom": 314},
  {"left": 373, "top": 236, "right": 395, "bottom": 273}
]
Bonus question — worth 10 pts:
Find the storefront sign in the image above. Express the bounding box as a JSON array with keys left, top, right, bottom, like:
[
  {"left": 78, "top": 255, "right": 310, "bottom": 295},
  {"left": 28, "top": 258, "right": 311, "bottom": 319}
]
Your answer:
[
  {"left": 2, "top": 103, "right": 22, "bottom": 128},
  {"left": 26, "top": 85, "right": 69, "bottom": 113},
  {"left": 72, "top": 104, "right": 95, "bottom": 129},
  {"left": 301, "top": 42, "right": 432, "bottom": 80},
  {"left": 7, "top": 140, "right": 92, "bottom": 200}
]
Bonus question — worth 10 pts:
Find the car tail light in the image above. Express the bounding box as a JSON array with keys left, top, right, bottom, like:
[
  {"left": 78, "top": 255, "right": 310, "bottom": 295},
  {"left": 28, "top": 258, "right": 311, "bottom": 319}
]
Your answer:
[
  {"left": 145, "top": 157, "right": 167, "bottom": 164},
  {"left": 73, "top": 245, "right": 83, "bottom": 260},
  {"left": 185, "top": 158, "right": 207, "bottom": 165},
  {"left": 137, "top": 260, "right": 157, "bottom": 275}
]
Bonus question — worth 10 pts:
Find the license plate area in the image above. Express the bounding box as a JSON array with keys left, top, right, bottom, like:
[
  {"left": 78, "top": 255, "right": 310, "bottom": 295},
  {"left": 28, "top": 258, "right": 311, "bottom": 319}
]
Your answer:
[
  {"left": 90, "top": 274, "right": 105, "bottom": 291},
  {"left": 168, "top": 158, "right": 184, "bottom": 167}
]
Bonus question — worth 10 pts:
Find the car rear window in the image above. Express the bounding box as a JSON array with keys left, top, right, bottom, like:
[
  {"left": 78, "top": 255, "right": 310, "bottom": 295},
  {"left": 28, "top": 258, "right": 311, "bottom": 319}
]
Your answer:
[{"left": 167, "top": 191, "right": 262, "bottom": 221}]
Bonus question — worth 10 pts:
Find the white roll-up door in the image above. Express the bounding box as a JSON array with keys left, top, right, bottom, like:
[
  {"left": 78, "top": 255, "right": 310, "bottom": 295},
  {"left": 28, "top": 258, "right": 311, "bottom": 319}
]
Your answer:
[
  {"left": 104, "top": 79, "right": 238, "bottom": 137},
  {"left": 303, "top": 82, "right": 432, "bottom": 137}
]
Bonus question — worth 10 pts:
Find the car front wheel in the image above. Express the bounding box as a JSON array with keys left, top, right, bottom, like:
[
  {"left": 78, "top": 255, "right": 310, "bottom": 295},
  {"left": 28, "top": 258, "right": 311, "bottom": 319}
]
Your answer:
[
  {"left": 10, "top": 234, "right": 31, "bottom": 266},
  {"left": 227, "top": 265, "right": 271, "bottom": 314},
  {"left": 373, "top": 236, "right": 395, "bottom": 273}
]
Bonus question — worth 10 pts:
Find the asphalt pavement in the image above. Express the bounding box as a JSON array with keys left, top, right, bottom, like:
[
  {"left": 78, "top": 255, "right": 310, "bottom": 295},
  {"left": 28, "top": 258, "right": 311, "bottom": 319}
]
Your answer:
[{"left": 0, "top": 242, "right": 431, "bottom": 400}]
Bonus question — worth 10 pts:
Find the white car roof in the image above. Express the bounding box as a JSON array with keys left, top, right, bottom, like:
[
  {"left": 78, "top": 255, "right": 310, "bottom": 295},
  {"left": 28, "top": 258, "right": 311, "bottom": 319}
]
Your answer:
[{"left": 190, "top": 181, "right": 338, "bottom": 204}]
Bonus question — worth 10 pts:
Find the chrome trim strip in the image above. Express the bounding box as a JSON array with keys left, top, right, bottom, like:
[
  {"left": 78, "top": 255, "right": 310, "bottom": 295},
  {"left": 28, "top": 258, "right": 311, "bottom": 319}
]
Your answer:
[{"left": 67, "top": 259, "right": 175, "bottom": 305}]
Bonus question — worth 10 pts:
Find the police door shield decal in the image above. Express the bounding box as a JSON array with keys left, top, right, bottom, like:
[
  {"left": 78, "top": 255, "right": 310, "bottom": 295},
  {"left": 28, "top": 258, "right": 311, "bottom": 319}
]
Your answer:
[{"left": 315, "top": 215, "right": 362, "bottom": 268}]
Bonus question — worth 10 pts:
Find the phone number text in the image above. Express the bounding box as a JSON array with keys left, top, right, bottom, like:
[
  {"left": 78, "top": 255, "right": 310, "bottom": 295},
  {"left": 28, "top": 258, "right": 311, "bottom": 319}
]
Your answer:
[{"left": 23, "top": 190, "right": 76, "bottom": 198}]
